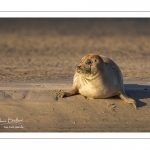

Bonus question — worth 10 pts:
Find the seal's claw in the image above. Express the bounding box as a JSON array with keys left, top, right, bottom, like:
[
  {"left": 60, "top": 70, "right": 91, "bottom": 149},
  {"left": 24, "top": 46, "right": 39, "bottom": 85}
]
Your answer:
[
  {"left": 60, "top": 92, "right": 66, "bottom": 98},
  {"left": 56, "top": 92, "right": 67, "bottom": 99}
]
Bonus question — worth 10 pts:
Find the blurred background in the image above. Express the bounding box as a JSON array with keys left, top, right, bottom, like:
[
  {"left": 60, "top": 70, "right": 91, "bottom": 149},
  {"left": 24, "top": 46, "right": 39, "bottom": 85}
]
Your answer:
[{"left": 0, "top": 18, "right": 149, "bottom": 82}]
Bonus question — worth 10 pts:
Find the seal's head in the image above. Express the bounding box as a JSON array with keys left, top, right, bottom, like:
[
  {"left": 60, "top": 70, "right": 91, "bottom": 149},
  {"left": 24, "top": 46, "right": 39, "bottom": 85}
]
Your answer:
[{"left": 76, "top": 54, "right": 104, "bottom": 78}]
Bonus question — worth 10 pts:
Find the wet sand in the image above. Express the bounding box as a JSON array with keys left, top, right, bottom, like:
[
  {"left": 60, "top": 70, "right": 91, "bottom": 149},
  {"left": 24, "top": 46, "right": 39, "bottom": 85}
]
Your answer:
[{"left": 0, "top": 18, "right": 150, "bottom": 132}]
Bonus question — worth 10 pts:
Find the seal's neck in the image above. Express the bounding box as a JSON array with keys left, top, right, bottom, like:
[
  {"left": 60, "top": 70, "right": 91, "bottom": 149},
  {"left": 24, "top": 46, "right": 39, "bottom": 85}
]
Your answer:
[{"left": 84, "top": 72, "right": 101, "bottom": 81}]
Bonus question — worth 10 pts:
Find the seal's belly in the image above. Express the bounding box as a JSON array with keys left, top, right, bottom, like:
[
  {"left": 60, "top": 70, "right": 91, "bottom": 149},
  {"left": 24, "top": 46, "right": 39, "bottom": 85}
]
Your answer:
[{"left": 78, "top": 84, "right": 117, "bottom": 99}]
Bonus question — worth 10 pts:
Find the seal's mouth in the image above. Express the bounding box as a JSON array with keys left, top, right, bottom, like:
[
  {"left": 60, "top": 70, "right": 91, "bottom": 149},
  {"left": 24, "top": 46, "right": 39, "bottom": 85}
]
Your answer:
[{"left": 76, "top": 66, "right": 91, "bottom": 74}]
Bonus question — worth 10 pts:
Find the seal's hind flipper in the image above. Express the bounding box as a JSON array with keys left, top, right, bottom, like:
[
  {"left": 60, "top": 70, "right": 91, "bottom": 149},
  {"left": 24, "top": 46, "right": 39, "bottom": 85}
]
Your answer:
[{"left": 119, "top": 92, "right": 137, "bottom": 109}]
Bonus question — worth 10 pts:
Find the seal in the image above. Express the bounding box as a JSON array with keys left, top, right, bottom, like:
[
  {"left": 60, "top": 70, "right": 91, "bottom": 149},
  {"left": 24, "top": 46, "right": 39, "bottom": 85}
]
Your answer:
[{"left": 61, "top": 54, "right": 137, "bottom": 108}]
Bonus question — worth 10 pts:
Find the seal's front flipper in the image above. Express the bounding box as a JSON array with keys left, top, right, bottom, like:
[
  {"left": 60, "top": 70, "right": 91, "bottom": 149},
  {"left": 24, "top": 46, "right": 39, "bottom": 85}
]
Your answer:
[{"left": 60, "top": 86, "right": 78, "bottom": 98}]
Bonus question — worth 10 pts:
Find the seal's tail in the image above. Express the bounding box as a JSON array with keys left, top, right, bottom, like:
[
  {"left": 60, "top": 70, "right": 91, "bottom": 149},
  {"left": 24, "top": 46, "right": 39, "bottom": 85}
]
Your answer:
[{"left": 119, "top": 92, "right": 137, "bottom": 109}]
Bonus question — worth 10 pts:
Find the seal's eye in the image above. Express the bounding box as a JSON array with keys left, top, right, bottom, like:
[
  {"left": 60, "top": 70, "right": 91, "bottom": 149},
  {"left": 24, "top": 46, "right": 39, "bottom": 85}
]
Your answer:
[{"left": 86, "top": 59, "right": 92, "bottom": 65}]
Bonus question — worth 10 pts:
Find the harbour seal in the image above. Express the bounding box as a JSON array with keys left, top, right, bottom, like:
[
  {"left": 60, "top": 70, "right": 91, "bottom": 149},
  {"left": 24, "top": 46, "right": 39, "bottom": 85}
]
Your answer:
[{"left": 61, "top": 54, "right": 137, "bottom": 108}]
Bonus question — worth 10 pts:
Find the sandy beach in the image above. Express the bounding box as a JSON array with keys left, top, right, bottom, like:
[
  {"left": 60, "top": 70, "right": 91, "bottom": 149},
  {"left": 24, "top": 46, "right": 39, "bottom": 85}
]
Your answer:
[{"left": 0, "top": 18, "right": 150, "bottom": 132}]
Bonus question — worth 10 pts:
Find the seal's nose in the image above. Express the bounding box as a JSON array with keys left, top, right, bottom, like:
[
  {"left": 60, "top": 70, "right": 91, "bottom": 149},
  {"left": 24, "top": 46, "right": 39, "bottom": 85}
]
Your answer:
[{"left": 77, "top": 65, "right": 81, "bottom": 69}]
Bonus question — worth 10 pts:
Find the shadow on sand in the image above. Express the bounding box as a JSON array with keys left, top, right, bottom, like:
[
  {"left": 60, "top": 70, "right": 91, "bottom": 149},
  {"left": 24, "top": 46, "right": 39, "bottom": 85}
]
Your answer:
[{"left": 124, "top": 84, "right": 150, "bottom": 108}]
